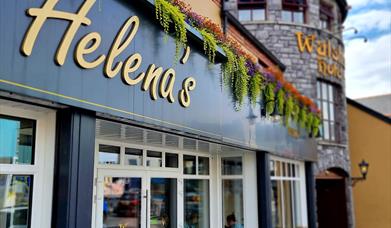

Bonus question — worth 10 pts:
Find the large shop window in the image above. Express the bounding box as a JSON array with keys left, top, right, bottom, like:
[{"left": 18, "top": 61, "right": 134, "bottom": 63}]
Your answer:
[
  {"left": 270, "top": 158, "right": 307, "bottom": 228},
  {"left": 317, "top": 80, "right": 337, "bottom": 141},
  {"left": 0, "top": 104, "right": 55, "bottom": 228},
  {"left": 281, "top": 0, "right": 307, "bottom": 23},
  {"left": 221, "top": 156, "right": 244, "bottom": 228},
  {"left": 238, "top": 0, "right": 266, "bottom": 21},
  {"left": 319, "top": 2, "right": 334, "bottom": 31}
]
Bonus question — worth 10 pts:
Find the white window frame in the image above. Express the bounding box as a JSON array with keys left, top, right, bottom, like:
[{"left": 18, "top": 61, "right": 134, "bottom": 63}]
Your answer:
[
  {"left": 0, "top": 102, "right": 56, "bottom": 228},
  {"left": 269, "top": 156, "right": 308, "bottom": 228}
]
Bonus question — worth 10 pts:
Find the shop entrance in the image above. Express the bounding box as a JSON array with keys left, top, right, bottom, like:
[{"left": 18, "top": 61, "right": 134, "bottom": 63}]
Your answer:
[
  {"left": 316, "top": 168, "right": 349, "bottom": 228},
  {"left": 95, "top": 169, "right": 179, "bottom": 228}
]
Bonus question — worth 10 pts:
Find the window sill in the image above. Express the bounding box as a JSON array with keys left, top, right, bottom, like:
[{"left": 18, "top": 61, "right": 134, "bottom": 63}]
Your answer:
[{"left": 317, "top": 140, "right": 347, "bottom": 148}]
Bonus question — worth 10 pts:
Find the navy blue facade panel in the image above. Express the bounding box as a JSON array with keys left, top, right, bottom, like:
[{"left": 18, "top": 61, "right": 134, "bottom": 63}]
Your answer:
[
  {"left": 305, "top": 162, "right": 318, "bottom": 228},
  {"left": 52, "top": 109, "right": 96, "bottom": 228},
  {"left": 257, "top": 152, "right": 272, "bottom": 228},
  {"left": 0, "top": 0, "right": 316, "bottom": 160}
]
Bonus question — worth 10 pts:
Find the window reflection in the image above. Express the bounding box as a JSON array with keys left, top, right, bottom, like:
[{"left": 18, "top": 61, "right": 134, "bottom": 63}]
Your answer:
[
  {"left": 184, "top": 179, "right": 210, "bottom": 228},
  {"left": 222, "top": 179, "right": 244, "bottom": 228},
  {"left": 183, "top": 155, "right": 196, "bottom": 175},
  {"left": 0, "top": 175, "right": 33, "bottom": 228},
  {"left": 103, "top": 177, "right": 142, "bottom": 228},
  {"left": 125, "top": 148, "right": 143, "bottom": 166},
  {"left": 0, "top": 116, "right": 35, "bottom": 165},
  {"left": 150, "top": 178, "right": 177, "bottom": 228},
  {"left": 147, "top": 151, "right": 162, "bottom": 168},
  {"left": 222, "top": 157, "right": 242, "bottom": 175},
  {"left": 99, "top": 145, "right": 120, "bottom": 165}
]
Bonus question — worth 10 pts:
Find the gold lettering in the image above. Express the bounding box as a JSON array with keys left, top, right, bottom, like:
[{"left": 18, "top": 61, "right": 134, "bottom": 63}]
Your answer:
[
  {"left": 21, "top": 0, "right": 94, "bottom": 65},
  {"left": 316, "top": 41, "right": 327, "bottom": 57},
  {"left": 179, "top": 77, "right": 196, "bottom": 108},
  {"left": 75, "top": 32, "right": 105, "bottom": 68},
  {"left": 142, "top": 64, "right": 163, "bottom": 100},
  {"left": 295, "top": 32, "right": 315, "bottom": 53},
  {"left": 105, "top": 16, "right": 139, "bottom": 78},
  {"left": 318, "top": 58, "right": 327, "bottom": 76},
  {"left": 159, "top": 69, "right": 176, "bottom": 103},
  {"left": 122, "top": 53, "right": 143, "bottom": 85}
]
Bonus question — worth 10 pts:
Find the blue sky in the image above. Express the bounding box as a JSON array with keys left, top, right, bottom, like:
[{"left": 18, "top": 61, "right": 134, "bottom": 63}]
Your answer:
[{"left": 343, "top": 0, "right": 391, "bottom": 99}]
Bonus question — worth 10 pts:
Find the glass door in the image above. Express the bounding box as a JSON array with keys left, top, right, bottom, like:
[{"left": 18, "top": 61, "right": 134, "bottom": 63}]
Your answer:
[{"left": 95, "top": 170, "right": 178, "bottom": 228}]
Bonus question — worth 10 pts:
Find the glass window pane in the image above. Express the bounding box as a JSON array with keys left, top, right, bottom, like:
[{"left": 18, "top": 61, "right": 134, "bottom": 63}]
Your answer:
[
  {"left": 271, "top": 180, "right": 283, "bottom": 228},
  {"left": 183, "top": 155, "right": 196, "bottom": 175},
  {"left": 323, "top": 101, "right": 329, "bottom": 120},
  {"left": 293, "top": 180, "right": 303, "bottom": 227},
  {"left": 198, "top": 157, "right": 210, "bottom": 175},
  {"left": 270, "top": 160, "right": 275, "bottom": 176},
  {"left": 283, "top": 181, "right": 294, "bottom": 228},
  {"left": 0, "top": 116, "right": 35, "bottom": 165},
  {"left": 329, "top": 103, "right": 335, "bottom": 121},
  {"left": 282, "top": 10, "right": 292, "bottom": 22},
  {"left": 323, "top": 120, "right": 330, "bottom": 140},
  {"left": 282, "top": 162, "right": 286, "bottom": 177},
  {"left": 223, "top": 179, "right": 244, "bottom": 228},
  {"left": 99, "top": 144, "right": 120, "bottom": 164},
  {"left": 316, "top": 81, "right": 321, "bottom": 99},
  {"left": 0, "top": 174, "right": 33, "bottom": 228},
  {"left": 125, "top": 148, "right": 143, "bottom": 166},
  {"left": 184, "top": 179, "right": 210, "bottom": 228},
  {"left": 222, "top": 157, "right": 243, "bottom": 175},
  {"left": 147, "top": 151, "right": 162, "bottom": 167},
  {"left": 275, "top": 161, "right": 281, "bottom": 176},
  {"left": 328, "top": 85, "right": 334, "bottom": 102},
  {"left": 150, "top": 178, "right": 177, "bottom": 227},
  {"left": 238, "top": 9, "right": 251, "bottom": 21},
  {"left": 293, "top": 11, "right": 304, "bottom": 23},
  {"left": 103, "top": 177, "right": 141, "bottom": 228},
  {"left": 322, "top": 83, "right": 328, "bottom": 100},
  {"left": 165, "top": 153, "right": 178, "bottom": 168},
  {"left": 253, "top": 9, "right": 265, "bottom": 20},
  {"left": 330, "top": 122, "right": 336, "bottom": 141}
]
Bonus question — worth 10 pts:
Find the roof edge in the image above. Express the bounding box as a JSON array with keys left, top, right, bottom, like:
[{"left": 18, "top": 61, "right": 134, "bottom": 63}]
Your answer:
[
  {"left": 347, "top": 98, "right": 391, "bottom": 124},
  {"left": 224, "top": 12, "right": 287, "bottom": 72}
]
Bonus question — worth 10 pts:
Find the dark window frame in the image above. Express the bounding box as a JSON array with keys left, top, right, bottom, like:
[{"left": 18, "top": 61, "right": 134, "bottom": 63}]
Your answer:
[
  {"left": 281, "top": 0, "right": 307, "bottom": 23},
  {"left": 316, "top": 80, "right": 338, "bottom": 141},
  {"left": 238, "top": 0, "right": 267, "bottom": 21},
  {"left": 319, "top": 1, "right": 334, "bottom": 30}
]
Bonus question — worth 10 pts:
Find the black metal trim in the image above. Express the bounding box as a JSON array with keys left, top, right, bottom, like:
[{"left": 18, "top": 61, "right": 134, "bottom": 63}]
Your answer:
[
  {"left": 305, "top": 162, "right": 317, "bottom": 228},
  {"left": 347, "top": 98, "right": 391, "bottom": 124},
  {"left": 256, "top": 152, "right": 272, "bottom": 228},
  {"left": 224, "top": 12, "right": 287, "bottom": 71}
]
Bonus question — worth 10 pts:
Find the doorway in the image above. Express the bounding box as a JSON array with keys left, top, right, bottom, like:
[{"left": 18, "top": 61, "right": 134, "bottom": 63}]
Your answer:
[{"left": 316, "top": 169, "right": 349, "bottom": 228}]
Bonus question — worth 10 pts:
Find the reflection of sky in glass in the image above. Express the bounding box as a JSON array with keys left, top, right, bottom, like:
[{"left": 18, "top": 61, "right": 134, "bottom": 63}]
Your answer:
[
  {"left": 0, "top": 119, "right": 19, "bottom": 161},
  {"left": 99, "top": 152, "right": 119, "bottom": 164}
]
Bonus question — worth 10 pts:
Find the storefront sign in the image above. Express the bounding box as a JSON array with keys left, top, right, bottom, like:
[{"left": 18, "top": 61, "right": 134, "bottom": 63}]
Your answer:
[
  {"left": 295, "top": 32, "right": 344, "bottom": 79},
  {"left": 21, "top": 0, "right": 196, "bottom": 108}
]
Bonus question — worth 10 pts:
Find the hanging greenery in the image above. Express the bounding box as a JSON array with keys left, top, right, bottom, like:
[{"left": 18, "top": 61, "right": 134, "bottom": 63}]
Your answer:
[
  {"left": 221, "top": 45, "right": 237, "bottom": 86},
  {"left": 154, "top": 0, "right": 323, "bottom": 138},
  {"left": 306, "top": 112, "right": 314, "bottom": 134},
  {"left": 312, "top": 116, "right": 321, "bottom": 137},
  {"left": 284, "top": 96, "right": 294, "bottom": 126},
  {"left": 276, "top": 89, "right": 285, "bottom": 115},
  {"left": 264, "top": 83, "right": 275, "bottom": 116},
  {"left": 298, "top": 107, "right": 308, "bottom": 129},
  {"left": 233, "top": 57, "right": 249, "bottom": 107},
  {"left": 155, "top": 0, "right": 187, "bottom": 62},
  {"left": 249, "top": 72, "right": 262, "bottom": 106},
  {"left": 198, "top": 29, "right": 217, "bottom": 63}
]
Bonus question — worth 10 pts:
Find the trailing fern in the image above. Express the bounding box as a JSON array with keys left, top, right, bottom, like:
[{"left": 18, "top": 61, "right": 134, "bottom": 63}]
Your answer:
[
  {"left": 298, "top": 107, "right": 307, "bottom": 129},
  {"left": 249, "top": 72, "right": 262, "bottom": 106},
  {"left": 221, "top": 45, "right": 237, "bottom": 86},
  {"left": 292, "top": 102, "right": 300, "bottom": 123},
  {"left": 233, "top": 57, "right": 249, "bottom": 107},
  {"left": 306, "top": 112, "right": 314, "bottom": 134},
  {"left": 276, "top": 89, "right": 285, "bottom": 115},
  {"left": 198, "top": 29, "right": 217, "bottom": 63},
  {"left": 264, "top": 83, "right": 275, "bottom": 116},
  {"left": 284, "top": 96, "right": 294, "bottom": 126},
  {"left": 155, "top": 0, "right": 187, "bottom": 62},
  {"left": 312, "top": 116, "right": 321, "bottom": 137}
]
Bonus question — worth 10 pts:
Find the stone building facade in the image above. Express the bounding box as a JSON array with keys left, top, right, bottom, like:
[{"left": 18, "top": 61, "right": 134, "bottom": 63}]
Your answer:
[{"left": 225, "top": 0, "right": 354, "bottom": 227}]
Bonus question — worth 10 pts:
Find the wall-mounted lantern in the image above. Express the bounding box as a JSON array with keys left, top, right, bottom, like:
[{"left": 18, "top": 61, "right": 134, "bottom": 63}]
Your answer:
[{"left": 351, "top": 159, "right": 369, "bottom": 186}]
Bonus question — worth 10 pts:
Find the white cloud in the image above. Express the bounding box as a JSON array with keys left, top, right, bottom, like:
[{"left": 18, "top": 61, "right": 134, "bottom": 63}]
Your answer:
[
  {"left": 345, "top": 34, "right": 391, "bottom": 98},
  {"left": 344, "top": 9, "right": 391, "bottom": 33},
  {"left": 347, "top": 0, "right": 387, "bottom": 8}
]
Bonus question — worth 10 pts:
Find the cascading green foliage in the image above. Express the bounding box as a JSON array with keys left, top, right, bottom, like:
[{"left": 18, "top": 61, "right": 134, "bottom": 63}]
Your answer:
[
  {"left": 312, "top": 116, "right": 321, "bottom": 137},
  {"left": 276, "top": 89, "right": 285, "bottom": 115},
  {"left": 306, "top": 112, "right": 314, "bottom": 133},
  {"left": 298, "top": 107, "right": 308, "bottom": 129},
  {"left": 284, "top": 96, "right": 294, "bottom": 126},
  {"left": 233, "top": 56, "right": 249, "bottom": 107},
  {"left": 249, "top": 72, "right": 262, "bottom": 106},
  {"left": 155, "top": 0, "right": 187, "bottom": 62},
  {"left": 221, "top": 45, "right": 238, "bottom": 87},
  {"left": 198, "top": 29, "right": 217, "bottom": 63},
  {"left": 264, "top": 83, "right": 275, "bottom": 116},
  {"left": 292, "top": 103, "right": 300, "bottom": 123}
]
